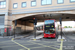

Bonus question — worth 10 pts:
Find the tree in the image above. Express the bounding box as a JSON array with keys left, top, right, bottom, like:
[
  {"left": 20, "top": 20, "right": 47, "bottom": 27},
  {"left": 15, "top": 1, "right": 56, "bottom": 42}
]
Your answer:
[{"left": 64, "top": 26, "right": 67, "bottom": 28}]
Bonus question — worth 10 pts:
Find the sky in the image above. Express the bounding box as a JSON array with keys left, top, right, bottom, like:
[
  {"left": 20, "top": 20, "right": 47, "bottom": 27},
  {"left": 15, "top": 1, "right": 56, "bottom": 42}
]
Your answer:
[
  {"left": 56, "top": 21, "right": 75, "bottom": 27},
  {"left": 37, "top": 21, "right": 75, "bottom": 27}
]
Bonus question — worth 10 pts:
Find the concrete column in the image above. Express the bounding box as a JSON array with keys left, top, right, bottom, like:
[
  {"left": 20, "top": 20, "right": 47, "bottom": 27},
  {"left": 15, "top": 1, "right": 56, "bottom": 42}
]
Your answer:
[{"left": 4, "top": 12, "right": 13, "bottom": 36}]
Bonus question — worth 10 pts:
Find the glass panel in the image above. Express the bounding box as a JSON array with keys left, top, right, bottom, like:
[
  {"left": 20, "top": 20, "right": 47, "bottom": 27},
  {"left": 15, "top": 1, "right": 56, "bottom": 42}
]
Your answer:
[
  {"left": 22, "top": 2, "right": 26, "bottom": 7},
  {"left": 0, "top": 1, "right": 6, "bottom": 8},
  {"left": 4, "top": 2, "right": 6, "bottom": 5},
  {"left": 44, "top": 20, "right": 55, "bottom": 34},
  {"left": 58, "top": 0, "right": 63, "bottom": 3},
  {"left": 71, "top": 0, "right": 75, "bottom": 2},
  {"left": 45, "top": 20, "right": 54, "bottom": 24},
  {"left": 14, "top": 4, "right": 17, "bottom": 8},
  {"left": 0, "top": 2, "right": 1, "bottom": 5},
  {"left": 1, "top": 2, "right": 4, "bottom": 5},
  {"left": 42, "top": 0, "right": 46, "bottom": 5},
  {"left": 0, "top": 5, "right": 1, "bottom": 8},
  {"left": 32, "top": 1, "right": 36, "bottom": 6},
  {"left": 1, "top": 5, "right": 3, "bottom": 8},
  {"left": 4, "top": 5, "right": 6, "bottom": 8},
  {"left": 47, "top": 0, "right": 51, "bottom": 4},
  {"left": 2, "top": 5, "right": 4, "bottom": 8}
]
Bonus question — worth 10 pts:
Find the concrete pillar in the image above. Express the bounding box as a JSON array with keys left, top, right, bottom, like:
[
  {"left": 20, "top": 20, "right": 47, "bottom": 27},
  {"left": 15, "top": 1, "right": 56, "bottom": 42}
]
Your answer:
[{"left": 4, "top": 12, "right": 13, "bottom": 36}]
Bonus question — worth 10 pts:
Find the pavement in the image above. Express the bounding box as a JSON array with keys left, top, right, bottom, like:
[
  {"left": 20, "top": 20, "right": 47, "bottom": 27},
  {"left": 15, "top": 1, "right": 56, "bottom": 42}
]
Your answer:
[
  {"left": 30, "top": 35, "right": 43, "bottom": 40},
  {"left": 57, "top": 35, "right": 66, "bottom": 42}
]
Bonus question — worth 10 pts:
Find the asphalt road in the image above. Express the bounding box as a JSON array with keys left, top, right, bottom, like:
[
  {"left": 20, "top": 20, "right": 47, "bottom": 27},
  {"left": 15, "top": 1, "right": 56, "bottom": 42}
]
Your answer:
[
  {"left": 0, "top": 33, "right": 75, "bottom": 50},
  {"left": 0, "top": 38, "right": 60, "bottom": 50}
]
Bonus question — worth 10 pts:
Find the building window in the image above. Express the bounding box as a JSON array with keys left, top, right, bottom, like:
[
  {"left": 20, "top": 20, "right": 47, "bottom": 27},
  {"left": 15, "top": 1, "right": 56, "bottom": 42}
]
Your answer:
[
  {"left": 41, "top": 0, "right": 52, "bottom": 5},
  {"left": 57, "top": 0, "right": 64, "bottom": 4},
  {"left": 0, "top": 1, "right": 6, "bottom": 8},
  {"left": 13, "top": 3, "right": 18, "bottom": 8},
  {"left": 70, "top": 0, "right": 75, "bottom": 2},
  {"left": 22, "top": 2, "right": 26, "bottom": 8},
  {"left": 31, "top": 0, "right": 36, "bottom": 7}
]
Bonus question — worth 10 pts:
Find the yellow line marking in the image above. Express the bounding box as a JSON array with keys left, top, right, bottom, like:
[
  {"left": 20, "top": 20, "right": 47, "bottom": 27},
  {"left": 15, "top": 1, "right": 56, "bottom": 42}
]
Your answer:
[
  {"left": 33, "top": 39, "right": 36, "bottom": 41},
  {"left": 43, "top": 41, "right": 59, "bottom": 44},
  {"left": 19, "top": 49, "right": 25, "bottom": 50},
  {"left": 11, "top": 40, "right": 30, "bottom": 50},
  {"left": 30, "top": 44, "right": 60, "bottom": 49},
  {"left": 27, "top": 41, "right": 60, "bottom": 44},
  {"left": 49, "top": 44, "right": 60, "bottom": 46},
  {"left": 44, "top": 42, "right": 60, "bottom": 45},
  {"left": 54, "top": 43, "right": 60, "bottom": 45},
  {"left": 28, "top": 41, "right": 59, "bottom": 50},
  {"left": 30, "top": 46, "right": 45, "bottom": 49},
  {"left": 11, "top": 38, "right": 14, "bottom": 41},
  {"left": 30, "top": 40, "right": 59, "bottom": 44},
  {"left": 25, "top": 43, "right": 35, "bottom": 45},
  {"left": 59, "top": 39, "right": 63, "bottom": 50},
  {"left": 27, "top": 41, "right": 60, "bottom": 46}
]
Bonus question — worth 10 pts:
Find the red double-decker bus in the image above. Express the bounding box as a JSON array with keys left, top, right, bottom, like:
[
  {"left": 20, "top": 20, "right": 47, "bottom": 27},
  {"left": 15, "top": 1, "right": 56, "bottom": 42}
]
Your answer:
[{"left": 44, "top": 19, "right": 56, "bottom": 38}]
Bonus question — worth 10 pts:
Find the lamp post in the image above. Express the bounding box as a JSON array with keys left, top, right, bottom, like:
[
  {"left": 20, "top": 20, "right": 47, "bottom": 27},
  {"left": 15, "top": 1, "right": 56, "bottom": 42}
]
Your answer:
[
  {"left": 33, "top": 18, "right": 37, "bottom": 39},
  {"left": 14, "top": 20, "right": 17, "bottom": 38},
  {"left": 59, "top": 17, "right": 62, "bottom": 39}
]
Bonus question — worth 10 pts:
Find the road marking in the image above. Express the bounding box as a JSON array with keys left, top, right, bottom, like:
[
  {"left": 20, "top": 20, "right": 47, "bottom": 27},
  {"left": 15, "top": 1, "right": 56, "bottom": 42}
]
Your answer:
[
  {"left": 49, "top": 44, "right": 60, "bottom": 46},
  {"left": 59, "top": 39, "right": 63, "bottom": 50},
  {"left": 27, "top": 40, "right": 60, "bottom": 44},
  {"left": 27, "top": 41, "right": 60, "bottom": 46},
  {"left": 44, "top": 42, "right": 60, "bottom": 45},
  {"left": 33, "top": 39, "right": 36, "bottom": 41},
  {"left": 28, "top": 41, "right": 59, "bottom": 50},
  {"left": 11, "top": 38, "right": 14, "bottom": 41},
  {"left": 30, "top": 46, "right": 45, "bottom": 49},
  {"left": 11, "top": 40, "right": 30, "bottom": 50},
  {"left": 30, "top": 44, "right": 60, "bottom": 49},
  {"left": 19, "top": 49, "right": 25, "bottom": 50}
]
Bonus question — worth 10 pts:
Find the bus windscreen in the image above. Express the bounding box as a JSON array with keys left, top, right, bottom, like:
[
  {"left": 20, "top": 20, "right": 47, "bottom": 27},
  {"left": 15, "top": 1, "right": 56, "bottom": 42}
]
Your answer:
[{"left": 44, "top": 20, "right": 55, "bottom": 34}]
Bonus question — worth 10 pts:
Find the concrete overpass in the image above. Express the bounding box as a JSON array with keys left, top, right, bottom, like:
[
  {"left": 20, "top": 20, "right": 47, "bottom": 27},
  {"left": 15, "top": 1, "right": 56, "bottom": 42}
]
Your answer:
[{"left": 11, "top": 12, "right": 75, "bottom": 36}]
